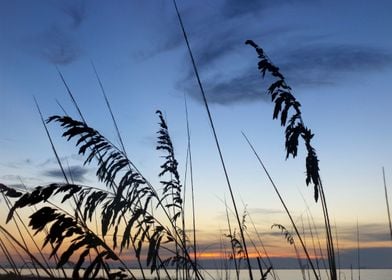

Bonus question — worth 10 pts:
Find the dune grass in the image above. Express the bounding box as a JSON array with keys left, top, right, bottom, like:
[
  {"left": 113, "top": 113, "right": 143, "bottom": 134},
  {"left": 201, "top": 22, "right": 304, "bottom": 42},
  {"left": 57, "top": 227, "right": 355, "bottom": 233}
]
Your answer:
[{"left": 0, "top": 2, "right": 367, "bottom": 280}]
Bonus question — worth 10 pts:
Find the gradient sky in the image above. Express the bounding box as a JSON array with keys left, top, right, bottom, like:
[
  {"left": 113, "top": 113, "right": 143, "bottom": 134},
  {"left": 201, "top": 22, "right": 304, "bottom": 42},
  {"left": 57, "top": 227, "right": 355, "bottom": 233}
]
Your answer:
[{"left": 1, "top": 0, "right": 392, "bottom": 268}]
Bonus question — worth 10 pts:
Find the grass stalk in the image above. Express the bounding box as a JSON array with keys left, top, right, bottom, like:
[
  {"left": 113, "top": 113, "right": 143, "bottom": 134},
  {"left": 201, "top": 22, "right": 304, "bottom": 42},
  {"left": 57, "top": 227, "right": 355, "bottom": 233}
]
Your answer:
[
  {"left": 298, "top": 191, "right": 329, "bottom": 279},
  {"left": 0, "top": 237, "right": 20, "bottom": 276},
  {"left": 318, "top": 182, "right": 337, "bottom": 280},
  {"left": 35, "top": 98, "right": 121, "bottom": 279},
  {"left": 333, "top": 220, "right": 341, "bottom": 280},
  {"left": 90, "top": 61, "right": 128, "bottom": 156},
  {"left": 56, "top": 67, "right": 86, "bottom": 123},
  {"left": 246, "top": 40, "right": 337, "bottom": 280},
  {"left": 242, "top": 132, "right": 319, "bottom": 280},
  {"left": 184, "top": 94, "right": 198, "bottom": 269},
  {"left": 172, "top": 1, "right": 254, "bottom": 279},
  {"left": 91, "top": 61, "right": 151, "bottom": 279},
  {"left": 0, "top": 226, "right": 54, "bottom": 278},
  {"left": 247, "top": 213, "right": 279, "bottom": 280},
  {"left": 356, "top": 220, "right": 360, "bottom": 280},
  {"left": 224, "top": 198, "right": 240, "bottom": 280},
  {"left": 57, "top": 69, "right": 200, "bottom": 279},
  {"left": 382, "top": 167, "right": 392, "bottom": 241},
  {"left": 2, "top": 193, "right": 53, "bottom": 277},
  {"left": 307, "top": 213, "right": 321, "bottom": 279}
]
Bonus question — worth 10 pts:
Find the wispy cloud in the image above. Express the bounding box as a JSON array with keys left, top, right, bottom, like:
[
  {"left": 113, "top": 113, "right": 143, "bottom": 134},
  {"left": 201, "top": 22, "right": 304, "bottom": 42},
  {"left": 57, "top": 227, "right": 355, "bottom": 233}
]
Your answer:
[
  {"left": 337, "top": 222, "right": 392, "bottom": 243},
  {"left": 61, "top": 1, "right": 86, "bottom": 29},
  {"left": 247, "top": 207, "right": 285, "bottom": 215},
  {"left": 26, "top": 1, "right": 86, "bottom": 65},
  {"left": 43, "top": 165, "right": 88, "bottom": 182},
  {"left": 280, "top": 45, "right": 392, "bottom": 87},
  {"left": 220, "top": 0, "right": 304, "bottom": 18},
  {"left": 35, "top": 26, "right": 82, "bottom": 65},
  {"left": 40, "top": 154, "right": 83, "bottom": 167},
  {"left": 182, "top": 69, "right": 271, "bottom": 105},
  {"left": 0, "top": 158, "right": 33, "bottom": 169},
  {"left": 0, "top": 174, "right": 37, "bottom": 183},
  {"left": 154, "top": 1, "right": 392, "bottom": 105}
]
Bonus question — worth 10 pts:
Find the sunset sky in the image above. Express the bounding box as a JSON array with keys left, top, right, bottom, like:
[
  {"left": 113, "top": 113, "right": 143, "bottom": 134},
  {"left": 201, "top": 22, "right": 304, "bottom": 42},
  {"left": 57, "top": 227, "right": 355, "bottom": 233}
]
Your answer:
[{"left": 1, "top": 0, "right": 392, "bottom": 268}]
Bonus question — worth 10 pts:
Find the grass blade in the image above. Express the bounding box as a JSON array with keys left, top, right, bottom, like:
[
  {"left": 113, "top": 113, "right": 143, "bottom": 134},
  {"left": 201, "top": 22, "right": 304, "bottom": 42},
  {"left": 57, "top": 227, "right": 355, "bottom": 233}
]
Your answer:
[
  {"left": 172, "top": 1, "right": 253, "bottom": 278},
  {"left": 382, "top": 167, "right": 392, "bottom": 241}
]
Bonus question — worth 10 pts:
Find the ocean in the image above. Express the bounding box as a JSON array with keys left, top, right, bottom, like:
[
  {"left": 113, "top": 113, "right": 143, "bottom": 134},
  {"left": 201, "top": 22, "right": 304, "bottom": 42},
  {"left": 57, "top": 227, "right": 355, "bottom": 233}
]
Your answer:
[{"left": 4, "top": 268, "right": 391, "bottom": 279}]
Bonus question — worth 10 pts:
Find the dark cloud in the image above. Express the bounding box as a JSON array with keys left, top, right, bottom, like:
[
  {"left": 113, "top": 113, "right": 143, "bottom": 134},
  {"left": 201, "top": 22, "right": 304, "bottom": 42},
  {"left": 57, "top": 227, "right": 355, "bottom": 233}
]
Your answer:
[
  {"left": 193, "top": 30, "right": 242, "bottom": 70},
  {"left": 221, "top": 0, "right": 282, "bottom": 18},
  {"left": 61, "top": 1, "right": 86, "bottom": 29},
  {"left": 182, "top": 43, "right": 392, "bottom": 105},
  {"left": 183, "top": 69, "right": 271, "bottom": 105},
  {"left": 37, "top": 26, "right": 82, "bottom": 65},
  {"left": 141, "top": 1, "right": 392, "bottom": 105},
  {"left": 336, "top": 223, "right": 392, "bottom": 243},
  {"left": 220, "top": 0, "right": 313, "bottom": 19},
  {"left": 27, "top": 2, "right": 86, "bottom": 65},
  {"left": 280, "top": 45, "right": 392, "bottom": 87},
  {"left": 43, "top": 165, "right": 88, "bottom": 182},
  {"left": 40, "top": 154, "right": 83, "bottom": 167}
]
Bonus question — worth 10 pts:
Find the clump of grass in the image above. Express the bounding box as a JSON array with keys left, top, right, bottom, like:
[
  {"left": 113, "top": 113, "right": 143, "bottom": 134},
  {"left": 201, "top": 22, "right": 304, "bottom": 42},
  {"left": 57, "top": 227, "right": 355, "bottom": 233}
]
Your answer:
[{"left": 0, "top": 109, "right": 200, "bottom": 279}]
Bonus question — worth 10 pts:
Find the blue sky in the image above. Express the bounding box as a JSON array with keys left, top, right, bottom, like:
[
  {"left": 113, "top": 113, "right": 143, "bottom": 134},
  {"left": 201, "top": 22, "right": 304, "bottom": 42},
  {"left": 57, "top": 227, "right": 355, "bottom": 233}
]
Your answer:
[{"left": 1, "top": 0, "right": 392, "bottom": 267}]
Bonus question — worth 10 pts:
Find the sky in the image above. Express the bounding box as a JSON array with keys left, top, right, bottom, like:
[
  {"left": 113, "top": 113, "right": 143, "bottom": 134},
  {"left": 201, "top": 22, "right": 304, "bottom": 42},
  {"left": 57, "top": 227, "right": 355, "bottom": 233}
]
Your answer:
[{"left": 1, "top": 0, "right": 392, "bottom": 268}]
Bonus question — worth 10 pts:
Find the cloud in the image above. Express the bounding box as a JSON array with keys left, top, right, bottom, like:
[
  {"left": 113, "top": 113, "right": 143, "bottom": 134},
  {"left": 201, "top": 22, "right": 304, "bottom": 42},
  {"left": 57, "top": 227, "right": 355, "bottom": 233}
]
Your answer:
[
  {"left": 280, "top": 45, "right": 392, "bottom": 87},
  {"left": 36, "top": 26, "right": 82, "bottom": 65},
  {"left": 220, "top": 0, "right": 291, "bottom": 18},
  {"left": 1, "top": 158, "right": 33, "bottom": 169},
  {"left": 43, "top": 165, "right": 88, "bottom": 182},
  {"left": 336, "top": 223, "right": 392, "bottom": 243},
  {"left": 182, "top": 42, "right": 392, "bottom": 105},
  {"left": 247, "top": 207, "right": 285, "bottom": 215},
  {"left": 40, "top": 154, "right": 83, "bottom": 167},
  {"left": 26, "top": 1, "right": 86, "bottom": 65},
  {"left": 154, "top": 0, "right": 392, "bottom": 105},
  {"left": 61, "top": 1, "right": 86, "bottom": 29},
  {"left": 182, "top": 69, "right": 271, "bottom": 105}
]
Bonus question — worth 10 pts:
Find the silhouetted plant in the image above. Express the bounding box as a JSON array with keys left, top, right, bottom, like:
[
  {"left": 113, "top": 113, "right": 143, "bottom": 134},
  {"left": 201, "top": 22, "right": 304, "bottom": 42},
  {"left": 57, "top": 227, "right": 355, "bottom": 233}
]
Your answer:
[
  {"left": 0, "top": 112, "right": 199, "bottom": 280},
  {"left": 245, "top": 40, "right": 320, "bottom": 202},
  {"left": 172, "top": 1, "right": 254, "bottom": 279},
  {"left": 156, "top": 110, "right": 183, "bottom": 224},
  {"left": 271, "top": 224, "right": 294, "bottom": 245},
  {"left": 246, "top": 39, "right": 336, "bottom": 280},
  {"left": 382, "top": 167, "right": 392, "bottom": 241}
]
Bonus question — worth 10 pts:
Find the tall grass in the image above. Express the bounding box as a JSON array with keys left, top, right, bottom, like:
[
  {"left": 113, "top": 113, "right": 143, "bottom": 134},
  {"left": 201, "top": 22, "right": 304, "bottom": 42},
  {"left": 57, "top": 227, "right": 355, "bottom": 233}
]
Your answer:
[
  {"left": 245, "top": 40, "right": 337, "bottom": 280},
  {"left": 0, "top": 4, "right": 346, "bottom": 280},
  {"left": 172, "top": 1, "right": 254, "bottom": 279},
  {"left": 382, "top": 167, "right": 392, "bottom": 241}
]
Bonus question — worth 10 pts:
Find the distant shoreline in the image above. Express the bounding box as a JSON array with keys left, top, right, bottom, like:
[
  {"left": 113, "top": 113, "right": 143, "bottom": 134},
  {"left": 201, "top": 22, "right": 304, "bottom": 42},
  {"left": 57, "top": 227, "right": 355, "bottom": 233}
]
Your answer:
[{"left": 1, "top": 268, "right": 392, "bottom": 280}]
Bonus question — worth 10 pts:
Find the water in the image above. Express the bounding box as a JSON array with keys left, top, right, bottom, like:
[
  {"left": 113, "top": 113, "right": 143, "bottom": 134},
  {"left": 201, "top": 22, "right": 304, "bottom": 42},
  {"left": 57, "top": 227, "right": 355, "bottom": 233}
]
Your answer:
[
  {"left": 207, "top": 269, "right": 391, "bottom": 280},
  {"left": 4, "top": 268, "right": 391, "bottom": 279}
]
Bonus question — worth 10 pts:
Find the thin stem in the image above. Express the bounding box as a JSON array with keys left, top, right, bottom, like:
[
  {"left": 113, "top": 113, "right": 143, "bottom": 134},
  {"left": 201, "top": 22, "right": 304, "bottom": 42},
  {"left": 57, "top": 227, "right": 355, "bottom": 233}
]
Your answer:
[
  {"left": 224, "top": 198, "right": 239, "bottom": 280},
  {"left": 319, "top": 180, "right": 337, "bottom": 280},
  {"left": 242, "top": 132, "right": 319, "bottom": 280},
  {"left": 184, "top": 94, "right": 198, "bottom": 268},
  {"left": 0, "top": 226, "right": 54, "bottom": 278},
  {"left": 357, "top": 219, "right": 360, "bottom": 280},
  {"left": 382, "top": 167, "right": 392, "bottom": 241},
  {"left": 90, "top": 61, "right": 128, "bottom": 157},
  {"left": 172, "top": 1, "right": 253, "bottom": 279}
]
